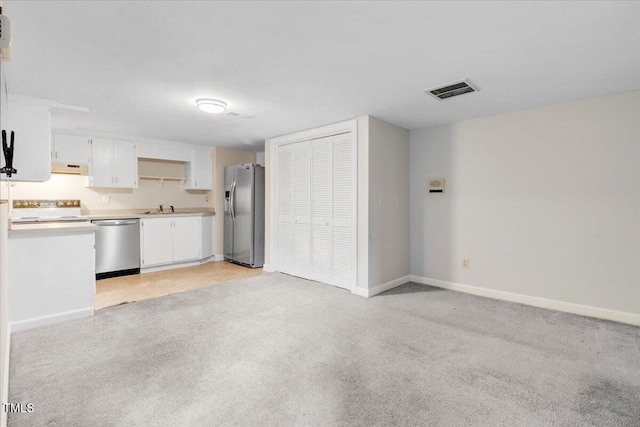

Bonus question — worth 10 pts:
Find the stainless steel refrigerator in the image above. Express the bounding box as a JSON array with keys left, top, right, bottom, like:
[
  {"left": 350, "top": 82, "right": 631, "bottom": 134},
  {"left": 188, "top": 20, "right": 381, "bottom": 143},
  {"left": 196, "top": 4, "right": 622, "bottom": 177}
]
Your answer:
[{"left": 224, "top": 163, "right": 265, "bottom": 267}]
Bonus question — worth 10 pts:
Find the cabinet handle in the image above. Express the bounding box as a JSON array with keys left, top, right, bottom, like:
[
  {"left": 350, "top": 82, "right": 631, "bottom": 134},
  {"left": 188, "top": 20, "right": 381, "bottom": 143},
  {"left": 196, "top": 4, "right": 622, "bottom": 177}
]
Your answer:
[
  {"left": 55, "top": 151, "right": 58, "bottom": 159},
  {"left": 111, "top": 177, "right": 114, "bottom": 183},
  {"left": 115, "top": 177, "right": 118, "bottom": 184}
]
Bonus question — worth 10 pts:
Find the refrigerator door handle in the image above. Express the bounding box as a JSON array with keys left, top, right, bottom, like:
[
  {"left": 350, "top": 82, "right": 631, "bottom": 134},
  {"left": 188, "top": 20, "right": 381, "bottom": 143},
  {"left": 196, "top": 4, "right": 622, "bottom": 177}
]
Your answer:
[{"left": 230, "top": 181, "right": 236, "bottom": 221}]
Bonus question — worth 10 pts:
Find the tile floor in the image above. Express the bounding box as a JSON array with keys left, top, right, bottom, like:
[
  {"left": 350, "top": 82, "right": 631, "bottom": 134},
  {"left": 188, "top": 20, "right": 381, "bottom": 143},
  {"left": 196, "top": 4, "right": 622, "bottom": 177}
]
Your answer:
[{"left": 94, "top": 260, "right": 263, "bottom": 309}]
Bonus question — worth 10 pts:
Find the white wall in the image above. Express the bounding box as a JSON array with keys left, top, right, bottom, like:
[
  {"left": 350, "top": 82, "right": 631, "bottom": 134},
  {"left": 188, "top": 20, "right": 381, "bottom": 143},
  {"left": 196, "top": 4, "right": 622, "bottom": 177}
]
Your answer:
[
  {"left": 410, "top": 90, "right": 640, "bottom": 318},
  {"left": 368, "top": 117, "right": 410, "bottom": 289},
  {"left": 356, "top": 116, "right": 370, "bottom": 291}
]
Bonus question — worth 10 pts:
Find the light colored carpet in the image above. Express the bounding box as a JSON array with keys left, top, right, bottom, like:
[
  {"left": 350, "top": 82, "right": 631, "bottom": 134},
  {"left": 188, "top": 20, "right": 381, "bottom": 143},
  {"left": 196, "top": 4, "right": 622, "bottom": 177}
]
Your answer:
[{"left": 9, "top": 273, "right": 640, "bottom": 426}]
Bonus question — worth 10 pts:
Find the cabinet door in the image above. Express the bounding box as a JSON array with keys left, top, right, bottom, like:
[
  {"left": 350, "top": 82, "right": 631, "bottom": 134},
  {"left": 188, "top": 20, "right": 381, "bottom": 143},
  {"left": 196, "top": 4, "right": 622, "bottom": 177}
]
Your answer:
[
  {"left": 141, "top": 218, "right": 173, "bottom": 267},
  {"left": 114, "top": 140, "right": 138, "bottom": 188},
  {"left": 0, "top": 100, "right": 51, "bottom": 182},
  {"left": 173, "top": 217, "right": 201, "bottom": 262},
  {"left": 52, "top": 134, "right": 90, "bottom": 164},
  {"left": 89, "top": 138, "right": 114, "bottom": 187},
  {"left": 193, "top": 150, "right": 212, "bottom": 189},
  {"left": 185, "top": 149, "right": 213, "bottom": 190},
  {"left": 201, "top": 215, "right": 214, "bottom": 259}
]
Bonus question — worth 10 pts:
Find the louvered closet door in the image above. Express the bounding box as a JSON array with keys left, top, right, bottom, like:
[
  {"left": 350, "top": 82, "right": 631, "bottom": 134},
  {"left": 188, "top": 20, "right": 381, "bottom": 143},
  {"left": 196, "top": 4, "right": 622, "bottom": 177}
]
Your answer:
[
  {"left": 331, "top": 133, "right": 354, "bottom": 289},
  {"left": 277, "top": 132, "right": 354, "bottom": 290},
  {"left": 277, "top": 143, "right": 295, "bottom": 276},
  {"left": 310, "top": 136, "right": 332, "bottom": 284},
  {"left": 292, "top": 141, "right": 311, "bottom": 279}
]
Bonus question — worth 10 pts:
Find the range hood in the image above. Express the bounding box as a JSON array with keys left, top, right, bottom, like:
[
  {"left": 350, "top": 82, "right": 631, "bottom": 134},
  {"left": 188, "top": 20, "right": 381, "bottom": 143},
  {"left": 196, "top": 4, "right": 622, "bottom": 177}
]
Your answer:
[{"left": 51, "top": 163, "right": 88, "bottom": 175}]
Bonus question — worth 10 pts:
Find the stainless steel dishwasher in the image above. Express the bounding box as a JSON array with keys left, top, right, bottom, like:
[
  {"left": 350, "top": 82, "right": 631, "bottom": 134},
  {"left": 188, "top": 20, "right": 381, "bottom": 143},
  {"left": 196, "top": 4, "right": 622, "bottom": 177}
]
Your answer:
[{"left": 92, "top": 219, "right": 141, "bottom": 280}]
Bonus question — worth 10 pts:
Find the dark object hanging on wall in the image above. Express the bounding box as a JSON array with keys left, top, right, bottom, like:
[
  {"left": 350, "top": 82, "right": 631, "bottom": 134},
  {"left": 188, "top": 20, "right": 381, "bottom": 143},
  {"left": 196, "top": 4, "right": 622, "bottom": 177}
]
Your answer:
[{"left": 1, "top": 129, "right": 17, "bottom": 177}]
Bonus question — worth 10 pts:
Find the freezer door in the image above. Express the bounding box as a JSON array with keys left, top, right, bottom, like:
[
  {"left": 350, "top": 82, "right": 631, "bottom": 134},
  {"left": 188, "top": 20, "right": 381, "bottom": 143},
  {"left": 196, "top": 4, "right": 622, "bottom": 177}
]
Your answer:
[
  {"left": 223, "top": 166, "right": 235, "bottom": 260},
  {"left": 232, "top": 164, "right": 254, "bottom": 265}
]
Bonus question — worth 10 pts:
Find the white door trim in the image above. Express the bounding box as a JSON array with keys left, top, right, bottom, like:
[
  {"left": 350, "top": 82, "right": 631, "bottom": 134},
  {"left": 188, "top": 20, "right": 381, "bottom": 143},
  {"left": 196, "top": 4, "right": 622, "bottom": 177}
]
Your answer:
[{"left": 269, "top": 119, "right": 358, "bottom": 293}]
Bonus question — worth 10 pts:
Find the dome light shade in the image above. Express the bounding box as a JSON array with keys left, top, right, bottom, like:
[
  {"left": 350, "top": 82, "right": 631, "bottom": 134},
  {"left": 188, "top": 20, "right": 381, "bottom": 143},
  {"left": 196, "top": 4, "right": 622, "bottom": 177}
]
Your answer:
[{"left": 196, "top": 98, "right": 227, "bottom": 114}]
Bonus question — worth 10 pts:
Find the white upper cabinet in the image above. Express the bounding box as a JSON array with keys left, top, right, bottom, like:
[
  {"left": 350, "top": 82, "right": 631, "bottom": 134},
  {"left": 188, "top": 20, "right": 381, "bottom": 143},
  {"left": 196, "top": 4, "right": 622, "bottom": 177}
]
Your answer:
[
  {"left": 52, "top": 133, "right": 90, "bottom": 164},
  {"left": 88, "top": 138, "right": 137, "bottom": 188},
  {"left": 113, "top": 140, "right": 137, "bottom": 187},
  {"left": 135, "top": 140, "right": 191, "bottom": 162},
  {"left": 0, "top": 98, "right": 52, "bottom": 182},
  {"left": 184, "top": 148, "right": 212, "bottom": 190}
]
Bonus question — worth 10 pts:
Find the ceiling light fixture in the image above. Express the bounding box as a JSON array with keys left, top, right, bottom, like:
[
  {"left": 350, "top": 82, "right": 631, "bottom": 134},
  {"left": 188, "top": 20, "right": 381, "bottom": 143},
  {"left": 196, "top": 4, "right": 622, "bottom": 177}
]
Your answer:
[{"left": 196, "top": 98, "right": 227, "bottom": 114}]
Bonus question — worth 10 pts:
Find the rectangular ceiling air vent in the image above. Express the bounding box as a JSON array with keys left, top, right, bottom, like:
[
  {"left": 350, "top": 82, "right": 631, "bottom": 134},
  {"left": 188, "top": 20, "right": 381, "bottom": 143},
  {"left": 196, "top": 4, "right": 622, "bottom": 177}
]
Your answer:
[
  {"left": 426, "top": 79, "right": 479, "bottom": 101},
  {"left": 226, "top": 112, "right": 253, "bottom": 119}
]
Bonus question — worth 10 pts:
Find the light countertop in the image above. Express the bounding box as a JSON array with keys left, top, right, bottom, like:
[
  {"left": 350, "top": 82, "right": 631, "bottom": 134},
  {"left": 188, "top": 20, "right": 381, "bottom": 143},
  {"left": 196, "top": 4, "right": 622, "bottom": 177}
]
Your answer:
[
  {"left": 9, "top": 222, "right": 98, "bottom": 235},
  {"left": 84, "top": 209, "right": 215, "bottom": 220}
]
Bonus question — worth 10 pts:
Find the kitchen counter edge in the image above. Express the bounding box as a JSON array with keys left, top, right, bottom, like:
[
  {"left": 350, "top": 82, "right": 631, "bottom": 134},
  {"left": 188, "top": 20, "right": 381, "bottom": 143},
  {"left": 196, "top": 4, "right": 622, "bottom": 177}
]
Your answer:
[
  {"left": 85, "top": 211, "right": 215, "bottom": 220},
  {"left": 9, "top": 222, "right": 99, "bottom": 235}
]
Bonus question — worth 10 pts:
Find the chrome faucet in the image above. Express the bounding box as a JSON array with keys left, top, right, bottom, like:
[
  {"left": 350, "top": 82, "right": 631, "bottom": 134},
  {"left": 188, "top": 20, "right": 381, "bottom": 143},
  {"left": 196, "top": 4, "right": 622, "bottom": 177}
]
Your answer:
[
  {"left": 170, "top": 205, "right": 175, "bottom": 213},
  {"left": 159, "top": 204, "right": 164, "bottom": 213}
]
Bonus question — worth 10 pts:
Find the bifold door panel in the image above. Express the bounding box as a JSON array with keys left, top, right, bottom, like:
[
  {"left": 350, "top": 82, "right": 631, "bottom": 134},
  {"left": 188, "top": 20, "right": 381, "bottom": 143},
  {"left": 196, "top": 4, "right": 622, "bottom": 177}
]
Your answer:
[{"left": 276, "top": 132, "right": 354, "bottom": 290}]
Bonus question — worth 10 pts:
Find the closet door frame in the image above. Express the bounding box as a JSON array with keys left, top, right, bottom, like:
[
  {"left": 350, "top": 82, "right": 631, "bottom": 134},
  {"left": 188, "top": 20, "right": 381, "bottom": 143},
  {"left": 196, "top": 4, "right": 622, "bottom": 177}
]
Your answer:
[{"left": 269, "top": 119, "right": 358, "bottom": 293}]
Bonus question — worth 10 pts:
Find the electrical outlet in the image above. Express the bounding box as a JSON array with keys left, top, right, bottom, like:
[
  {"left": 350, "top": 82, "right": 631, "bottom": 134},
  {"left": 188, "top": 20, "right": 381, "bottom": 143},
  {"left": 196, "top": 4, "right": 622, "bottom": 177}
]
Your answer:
[
  {"left": 462, "top": 258, "right": 470, "bottom": 269},
  {"left": 102, "top": 195, "right": 110, "bottom": 204}
]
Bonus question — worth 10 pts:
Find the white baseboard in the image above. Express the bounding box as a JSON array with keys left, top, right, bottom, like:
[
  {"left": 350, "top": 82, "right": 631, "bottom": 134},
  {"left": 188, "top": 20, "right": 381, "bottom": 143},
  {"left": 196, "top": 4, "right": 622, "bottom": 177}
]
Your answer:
[
  {"left": 262, "top": 264, "right": 274, "bottom": 273},
  {"left": 141, "top": 256, "right": 217, "bottom": 273},
  {"left": 213, "top": 254, "right": 225, "bottom": 261},
  {"left": 356, "top": 275, "right": 411, "bottom": 298},
  {"left": 410, "top": 275, "right": 640, "bottom": 326},
  {"left": 9, "top": 307, "right": 94, "bottom": 333}
]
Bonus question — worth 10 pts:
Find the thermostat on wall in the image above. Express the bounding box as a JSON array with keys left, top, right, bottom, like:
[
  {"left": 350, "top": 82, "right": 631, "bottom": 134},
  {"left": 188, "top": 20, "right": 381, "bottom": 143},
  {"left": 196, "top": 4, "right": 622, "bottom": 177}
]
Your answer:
[{"left": 428, "top": 179, "right": 445, "bottom": 193}]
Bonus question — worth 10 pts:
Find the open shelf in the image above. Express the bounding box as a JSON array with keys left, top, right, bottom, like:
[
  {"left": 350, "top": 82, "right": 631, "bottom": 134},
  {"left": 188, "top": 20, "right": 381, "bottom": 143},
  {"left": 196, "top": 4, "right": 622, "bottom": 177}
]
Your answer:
[{"left": 138, "top": 175, "right": 187, "bottom": 188}]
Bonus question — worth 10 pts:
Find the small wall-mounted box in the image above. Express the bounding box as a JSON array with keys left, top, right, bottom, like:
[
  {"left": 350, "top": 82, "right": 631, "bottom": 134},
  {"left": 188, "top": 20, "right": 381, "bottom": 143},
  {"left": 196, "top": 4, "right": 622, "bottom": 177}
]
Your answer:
[{"left": 428, "top": 178, "right": 445, "bottom": 193}]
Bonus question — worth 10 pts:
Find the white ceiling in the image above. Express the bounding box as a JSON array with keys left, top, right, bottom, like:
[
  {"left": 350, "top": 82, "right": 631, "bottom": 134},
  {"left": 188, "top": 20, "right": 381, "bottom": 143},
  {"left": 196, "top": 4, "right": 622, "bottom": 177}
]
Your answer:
[{"left": 4, "top": 1, "right": 640, "bottom": 150}]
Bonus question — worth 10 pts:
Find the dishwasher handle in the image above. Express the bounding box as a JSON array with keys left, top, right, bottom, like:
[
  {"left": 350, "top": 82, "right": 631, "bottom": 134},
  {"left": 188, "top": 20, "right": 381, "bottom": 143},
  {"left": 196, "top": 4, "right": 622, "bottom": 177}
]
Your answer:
[{"left": 92, "top": 219, "right": 139, "bottom": 226}]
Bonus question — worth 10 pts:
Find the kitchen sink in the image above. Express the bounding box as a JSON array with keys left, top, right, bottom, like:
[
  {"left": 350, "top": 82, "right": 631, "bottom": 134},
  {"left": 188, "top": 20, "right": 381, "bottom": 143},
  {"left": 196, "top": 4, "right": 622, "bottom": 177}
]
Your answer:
[{"left": 140, "top": 211, "right": 191, "bottom": 215}]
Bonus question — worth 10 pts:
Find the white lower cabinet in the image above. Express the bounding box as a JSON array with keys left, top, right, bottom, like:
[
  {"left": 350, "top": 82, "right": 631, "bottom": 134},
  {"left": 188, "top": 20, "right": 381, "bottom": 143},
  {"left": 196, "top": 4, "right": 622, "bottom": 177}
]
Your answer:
[
  {"left": 8, "top": 230, "right": 95, "bottom": 331},
  {"left": 141, "top": 216, "right": 202, "bottom": 267},
  {"left": 201, "top": 215, "right": 214, "bottom": 259},
  {"left": 173, "top": 217, "right": 201, "bottom": 262},
  {"left": 141, "top": 218, "right": 174, "bottom": 266}
]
